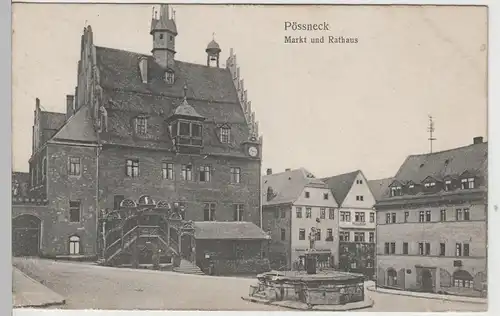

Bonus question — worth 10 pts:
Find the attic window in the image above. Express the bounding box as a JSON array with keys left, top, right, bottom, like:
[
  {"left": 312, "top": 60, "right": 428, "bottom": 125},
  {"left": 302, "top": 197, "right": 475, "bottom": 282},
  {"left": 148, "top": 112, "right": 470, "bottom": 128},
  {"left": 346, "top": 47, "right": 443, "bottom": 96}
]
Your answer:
[
  {"left": 424, "top": 182, "right": 436, "bottom": 188},
  {"left": 159, "top": 34, "right": 164, "bottom": 40},
  {"left": 165, "top": 71, "right": 175, "bottom": 84},
  {"left": 390, "top": 186, "right": 402, "bottom": 197},
  {"left": 419, "top": 163, "right": 425, "bottom": 168},
  {"left": 445, "top": 180, "right": 452, "bottom": 191},
  {"left": 220, "top": 126, "right": 230, "bottom": 143},
  {"left": 461, "top": 177, "right": 475, "bottom": 189}
]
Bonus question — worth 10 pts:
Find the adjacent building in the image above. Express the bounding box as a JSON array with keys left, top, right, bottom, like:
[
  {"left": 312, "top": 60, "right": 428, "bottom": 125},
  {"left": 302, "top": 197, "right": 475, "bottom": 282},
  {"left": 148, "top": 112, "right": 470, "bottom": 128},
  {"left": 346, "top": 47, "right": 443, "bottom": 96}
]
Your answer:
[
  {"left": 12, "top": 4, "right": 268, "bottom": 274},
  {"left": 375, "top": 137, "right": 488, "bottom": 297},
  {"left": 322, "top": 170, "right": 376, "bottom": 277},
  {"left": 262, "top": 168, "right": 339, "bottom": 270}
]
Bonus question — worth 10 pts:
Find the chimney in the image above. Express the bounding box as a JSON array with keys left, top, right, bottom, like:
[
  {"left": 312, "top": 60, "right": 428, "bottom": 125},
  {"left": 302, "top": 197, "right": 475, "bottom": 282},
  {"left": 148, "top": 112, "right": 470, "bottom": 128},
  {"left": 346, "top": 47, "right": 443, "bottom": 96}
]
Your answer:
[
  {"left": 266, "top": 168, "right": 273, "bottom": 175},
  {"left": 35, "top": 98, "right": 40, "bottom": 109},
  {"left": 473, "top": 136, "right": 483, "bottom": 144},
  {"left": 138, "top": 56, "right": 148, "bottom": 84},
  {"left": 66, "top": 95, "right": 75, "bottom": 120},
  {"left": 285, "top": 168, "right": 291, "bottom": 172}
]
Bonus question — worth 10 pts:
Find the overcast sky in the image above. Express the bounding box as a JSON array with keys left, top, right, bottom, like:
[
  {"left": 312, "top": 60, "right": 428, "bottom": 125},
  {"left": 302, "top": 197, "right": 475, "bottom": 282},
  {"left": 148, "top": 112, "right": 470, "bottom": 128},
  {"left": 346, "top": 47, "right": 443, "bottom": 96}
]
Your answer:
[{"left": 12, "top": 4, "right": 487, "bottom": 180}]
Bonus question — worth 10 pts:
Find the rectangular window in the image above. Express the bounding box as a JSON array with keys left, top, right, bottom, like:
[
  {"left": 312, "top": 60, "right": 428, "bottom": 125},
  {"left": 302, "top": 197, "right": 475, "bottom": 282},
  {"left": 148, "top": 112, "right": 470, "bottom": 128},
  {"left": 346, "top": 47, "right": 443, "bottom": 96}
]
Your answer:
[
  {"left": 369, "top": 232, "right": 375, "bottom": 243},
  {"left": 203, "top": 203, "right": 216, "bottom": 221},
  {"left": 299, "top": 229, "right": 305, "bottom": 240},
  {"left": 356, "top": 179, "right": 363, "bottom": 184},
  {"left": 162, "top": 162, "right": 174, "bottom": 180},
  {"left": 404, "top": 211, "right": 409, "bottom": 222},
  {"left": 354, "top": 232, "right": 365, "bottom": 242},
  {"left": 456, "top": 243, "right": 462, "bottom": 257},
  {"left": 425, "top": 210, "right": 431, "bottom": 222},
  {"left": 135, "top": 117, "right": 147, "bottom": 135},
  {"left": 323, "top": 193, "right": 329, "bottom": 200},
  {"left": 456, "top": 209, "right": 463, "bottom": 221},
  {"left": 113, "top": 195, "right": 125, "bottom": 210},
  {"left": 425, "top": 242, "right": 431, "bottom": 255},
  {"left": 305, "top": 191, "right": 310, "bottom": 198},
  {"left": 384, "top": 242, "right": 390, "bottom": 254},
  {"left": 391, "top": 213, "right": 396, "bottom": 224},
  {"left": 328, "top": 208, "right": 335, "bottom": 219},
  {"left": 181, "top": 164, "right": 193, "bottom": 181},
  {"left": 327, "top": 229, "right": 333, "bottom": 241},
  {"left": 274, "top": 209, "right": 279, "bottom": 219},
  {"left": 403, "top": 242, "right": 408, "bottom": 254},
  {"left": 280, "top": 208, "right": 286, "bottom": 218},
  {"left": 315, "top": 228, "right": 321, "bottom": 241},
  {"left": 386, "top": 213, "right": 391, "bottom": 224},
  {"left": 230, "top": 167, "right": 241, "bottom": 183},
  {"left": 440, "top": 209, "right": 447, "bottom": 222},
  {"left": 370, "top": 212, "right": 375, "bottom": 223},
  {"left": 296, "top": 207, "right": 303, "bottom": 218},
  {"left": 461, "top": 178, "right": 475, "bottom": 189},
  {"left": 125, "top": 159, "right": 139, "bottom": 177},
  {"left": 306, "top": 208, "right": 312, "bottom": 218},
  {"left": 391, "top": 186, "right": 402, "bottom": 197},
  {"left": 440, "top": 243, "right": 446, "bottom": 256},
  {"left": 355, "top": 212, "right": 365, "bottom": 223},
  {"left": 419, "top": 211, "right": 425, "bottom": 223},
  {"left": 463, "top": 243, "right": 470, "bottom": 257},
  {"left": 281, "top": 229, "right": 286, "bottom": 241},
  {"left": 233, "top": 204, "right": 244, "bottom": 221},
  {"left": 220, "top": 127, "right": 230, "bottom": 143},
  {"left": 179, "top": 122, "right": 190, "bottom": 136},
  {"left": 464, "top": 208, "right": 470, "bottom": 221},
  {"left": 69, "top": 201, "right": 81, "bottom": 222},
  {"left": 69, "top": 157, "right": 81, "bottom": 176},
  {"left": 418, "top": 242, "right": 424, "bottom": 255},
  {"left": 199, "top": 165, "right": 211, "bottom": 182},
  {"left": 356, "top": 195, "right": 364, "bottom": 201},
  {"left": 340, "top": 231, "right": 350, "bottom": 242},
  {"left": 191, "top": 123, "right": 202, "bottom": 138},
  {"left": 390, "top": 242, "right": 396, "bottom": 254},
  {"left": 320, "top": 208, "right": 326, "bottom": 219}
]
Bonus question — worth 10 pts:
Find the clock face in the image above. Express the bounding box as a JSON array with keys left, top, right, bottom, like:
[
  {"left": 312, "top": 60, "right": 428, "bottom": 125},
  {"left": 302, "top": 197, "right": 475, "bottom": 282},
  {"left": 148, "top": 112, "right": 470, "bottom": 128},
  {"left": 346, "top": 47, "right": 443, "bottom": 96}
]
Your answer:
[{"left": 248, "top": 146, "right": 258, "bottom": 157}]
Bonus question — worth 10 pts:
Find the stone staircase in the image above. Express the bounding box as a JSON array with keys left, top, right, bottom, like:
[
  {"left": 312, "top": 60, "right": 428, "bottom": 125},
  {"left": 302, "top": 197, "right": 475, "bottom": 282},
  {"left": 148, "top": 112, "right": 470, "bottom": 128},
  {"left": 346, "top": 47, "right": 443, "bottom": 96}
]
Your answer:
[{"left": 173, "top": 259, "right": 205, "bottom": 275}]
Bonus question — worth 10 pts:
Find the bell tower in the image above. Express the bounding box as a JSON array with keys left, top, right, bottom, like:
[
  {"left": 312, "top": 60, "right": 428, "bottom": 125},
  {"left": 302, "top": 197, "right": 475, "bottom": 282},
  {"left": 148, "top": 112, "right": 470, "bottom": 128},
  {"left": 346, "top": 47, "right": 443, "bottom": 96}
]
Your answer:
[
  {"left": 150, "top": 4, "right": 178, "bottom": 69},
  {"left": 206, "top": 33, "right": 221, "bottom": 68}
]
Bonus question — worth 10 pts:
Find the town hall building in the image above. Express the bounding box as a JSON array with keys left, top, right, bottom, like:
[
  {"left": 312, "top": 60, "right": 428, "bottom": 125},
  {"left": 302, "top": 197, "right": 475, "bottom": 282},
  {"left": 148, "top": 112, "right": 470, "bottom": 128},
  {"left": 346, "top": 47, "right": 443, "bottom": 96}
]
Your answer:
[{"left": 12, "top": 4, "right": 269, "bottom": 275}]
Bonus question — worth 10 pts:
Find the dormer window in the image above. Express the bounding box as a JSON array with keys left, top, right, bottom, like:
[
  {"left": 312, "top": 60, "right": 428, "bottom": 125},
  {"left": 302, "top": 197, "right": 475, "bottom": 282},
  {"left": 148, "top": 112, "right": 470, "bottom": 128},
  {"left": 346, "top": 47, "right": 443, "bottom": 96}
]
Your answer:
[
  {"left": 165, "top": 71, "right": 175, "bottom": 84},
  {"left": 135, "top": 117, "right": 147, "bottom": 135},
  {"left": 445, "top": 180, "right": 452, "bottom": 191},
  {"left": 424, "top": 182, "right": 436, "bottom": 188},
  {"left": 461, "top": 177, "right": 475, "bottom": 189},
  {"left": 220, "top": 126, "right": 230, "bottom": 143},
  {"left": 390, "top": 186, "right": 402, "bottom": 197}
]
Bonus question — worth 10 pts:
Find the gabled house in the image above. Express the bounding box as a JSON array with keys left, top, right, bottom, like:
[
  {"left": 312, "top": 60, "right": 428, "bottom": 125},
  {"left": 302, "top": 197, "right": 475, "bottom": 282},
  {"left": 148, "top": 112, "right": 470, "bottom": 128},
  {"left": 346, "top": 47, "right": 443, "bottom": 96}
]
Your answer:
[
  {"left": 374, "top": 137, "right": 488, "bottom": 297},
  {"left": 262, "top": 168, "right": 339, "bottom": 270},
  {"left": 321, "top": 170, "right": 376, "bottom": 277}
]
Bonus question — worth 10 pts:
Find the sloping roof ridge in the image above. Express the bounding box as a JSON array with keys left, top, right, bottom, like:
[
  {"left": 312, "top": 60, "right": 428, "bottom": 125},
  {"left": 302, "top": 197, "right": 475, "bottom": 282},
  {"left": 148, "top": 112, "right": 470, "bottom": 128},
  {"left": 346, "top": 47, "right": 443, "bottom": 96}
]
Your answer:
[
  {"left": 321, "top": 169, "right": 360, "bottom": 180},
  {"left": 41, "top": 110, "right": 65, "bottom": 116},
  {"left": 406, "top": 142, "right": 487, "bottom": 158},
  {"left": 95, "top": 45, "right": 149, "bottom": 57},
  {"left": 51, "top": 104, "right": 97, "bottom": 142}
]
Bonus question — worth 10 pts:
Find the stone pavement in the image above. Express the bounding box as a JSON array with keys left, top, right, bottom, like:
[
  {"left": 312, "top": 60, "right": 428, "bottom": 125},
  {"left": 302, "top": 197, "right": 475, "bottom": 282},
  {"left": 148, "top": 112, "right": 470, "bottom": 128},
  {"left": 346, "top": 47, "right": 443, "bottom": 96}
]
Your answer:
[
  {"left": 366, "top": 284, "right": 487, "bottom": 305},
  {"left": 12, "top": 267, "right": 66, "bottom": 308}
]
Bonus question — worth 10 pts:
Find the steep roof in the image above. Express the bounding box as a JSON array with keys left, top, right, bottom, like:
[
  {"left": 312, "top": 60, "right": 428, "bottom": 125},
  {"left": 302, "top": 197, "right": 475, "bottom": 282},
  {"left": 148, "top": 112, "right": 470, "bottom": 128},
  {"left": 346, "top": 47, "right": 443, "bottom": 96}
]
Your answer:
[
  {"left": 262, "top": 168, "right": 322, "bottom": 206},
  {"left": 52, "top": 106, "right": 97, "bottom": 143},
  {"left": 95, "top": 46, "right": 240, "bottom": 104},
  {"left": 368, "top": 178, "right": 393, "bottom": 202},
  {"left": 393, "top": 142, "right": 488, "bottom": 184},
  {"left": 194, "top": 221, "right": 270, "bottom": 240},
  {"left": 321, "top": 170, "right": 360, "bottom": 205}
]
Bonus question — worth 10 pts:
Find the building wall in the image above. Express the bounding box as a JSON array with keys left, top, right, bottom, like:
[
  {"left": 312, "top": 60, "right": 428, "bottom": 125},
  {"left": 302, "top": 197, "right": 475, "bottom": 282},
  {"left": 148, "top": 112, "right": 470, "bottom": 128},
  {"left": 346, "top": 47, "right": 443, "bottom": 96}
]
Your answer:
[
  {"left": 339, "top": 172, "right": 376, "bottom": 233},
  {"left": 376, "top": 201, "right": 487, "bottom": 293},
  {"left": 262, "top": 204, "right": 292, "bottom": 268},
  {"left": 291, "top": 187, "right": 339, "bottom": 265},
  {"left": 44, "top": 143, "right": 98, "bottom": 256},
  {"left": 98, "top": 146, "right": 261, "bottom": 226}
]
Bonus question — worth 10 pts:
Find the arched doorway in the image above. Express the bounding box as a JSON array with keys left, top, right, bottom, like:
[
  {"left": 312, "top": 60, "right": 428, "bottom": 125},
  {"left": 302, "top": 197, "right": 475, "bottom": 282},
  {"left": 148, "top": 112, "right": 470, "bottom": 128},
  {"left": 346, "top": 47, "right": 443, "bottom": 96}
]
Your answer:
[
  {"left": 421, "top": 269, "right": 433, "bottom": 292},
  {"left": 12, "top": 214, "right": 41, "bottom": 257},
  {"left": 387, "top": 268, "right": 397, "bottom": 287}
]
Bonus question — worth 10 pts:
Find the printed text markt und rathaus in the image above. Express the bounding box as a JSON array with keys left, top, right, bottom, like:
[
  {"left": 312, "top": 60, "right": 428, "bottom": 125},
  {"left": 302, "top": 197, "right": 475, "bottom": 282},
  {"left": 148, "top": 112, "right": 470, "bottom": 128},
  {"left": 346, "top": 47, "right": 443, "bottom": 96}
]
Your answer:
[{"left": 284, "top": 22, "right": 359, "bottom": 44}]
